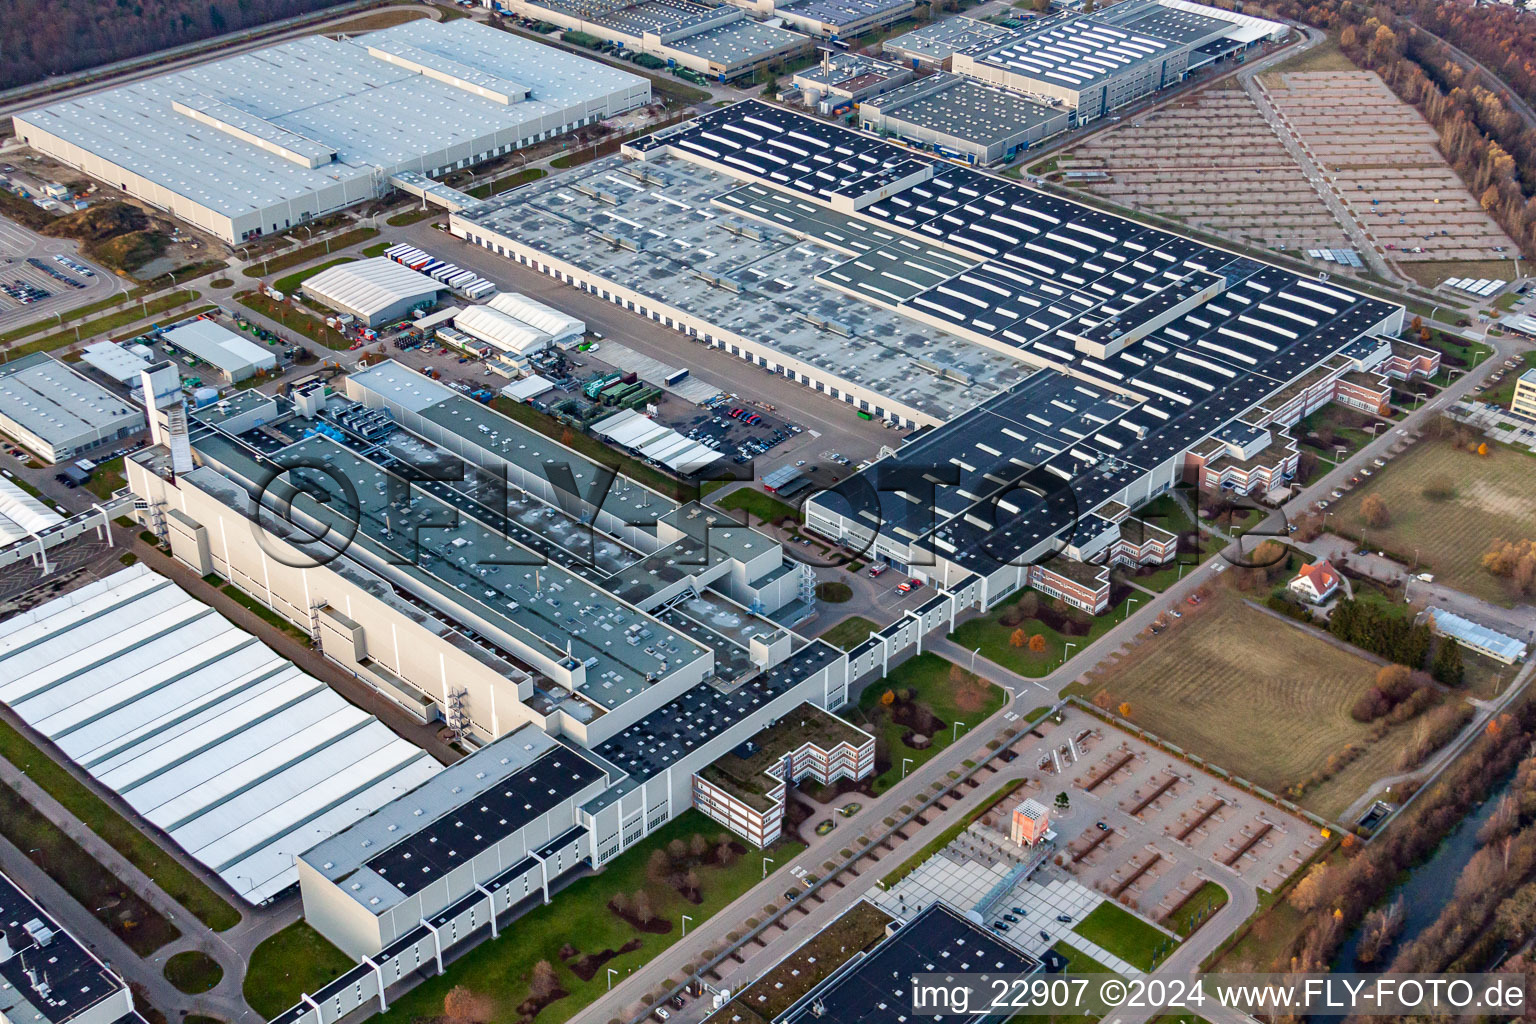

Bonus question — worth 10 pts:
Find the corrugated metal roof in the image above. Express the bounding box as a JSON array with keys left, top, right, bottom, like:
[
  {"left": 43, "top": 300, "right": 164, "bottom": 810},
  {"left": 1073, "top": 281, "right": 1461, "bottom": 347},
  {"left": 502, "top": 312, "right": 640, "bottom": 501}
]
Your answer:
[
  {"left": 304, "top": 257, "right": 443, "bottom": 320},
  {"left": 0, "top": 565, "right": 441, "bottom": 904}
]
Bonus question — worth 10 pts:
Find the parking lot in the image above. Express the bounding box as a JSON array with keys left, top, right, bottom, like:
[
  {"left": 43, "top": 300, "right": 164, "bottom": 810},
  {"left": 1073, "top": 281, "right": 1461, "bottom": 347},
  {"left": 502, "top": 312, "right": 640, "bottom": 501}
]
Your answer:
[
  {"left": 0, "top": 217, "right": 123, "bottom": 330},
  {"left": 1069, "top": 84, "right": 1352, "bottom": 254},
  {"left": 1263, "top": 71, "right": 1517, "bottom": 263}
]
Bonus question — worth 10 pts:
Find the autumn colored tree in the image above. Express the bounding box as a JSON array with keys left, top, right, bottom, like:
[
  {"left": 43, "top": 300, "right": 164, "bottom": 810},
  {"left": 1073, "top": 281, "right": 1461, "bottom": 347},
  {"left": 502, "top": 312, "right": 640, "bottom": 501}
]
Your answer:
[
  {"left": 1118, "top": 702, "right": 1132, "bottom": 717},
  {"left": 1010, "top": 628, "right": 1027, "bottom": 649},
  {"left": 444, "top": 986, "right": 494, "bottom": 1024},
  {"left": 880, "top": 689, "right": 895, "bottom": 705},
  {"left": 1028, "top": 634, "right": 1047, "bottom": 653},
  {"left": 1478, "top": 442, "right": 1490, "bottom": 457}
]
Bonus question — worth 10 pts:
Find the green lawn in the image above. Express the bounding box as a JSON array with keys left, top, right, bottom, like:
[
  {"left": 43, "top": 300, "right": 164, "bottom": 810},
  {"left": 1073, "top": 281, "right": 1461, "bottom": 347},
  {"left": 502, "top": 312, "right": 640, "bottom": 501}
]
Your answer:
[
  {"left": 855, "top": 653, "right": 1007, "bottom": 792},
  {"left": 244, "top": 921, "right": 355, "bottom": 1018},
  {"left": 0, "top": 716, "right": 240, "bottom": 931},
  {"left": 386, "top": 206, "right": 439, "bottom": 226},
  {"left": 0, "top": 778, "right": 181, "bottom": 956},
  {"left": 361, "top": 242, "right": 392, "bottom": 258},
  {"left": 466, "top": 167, "right": 548, "bottom": 199},
  {"left": 1072, "top": 901, "right": 1176, "bottom": 971},
  {"left": 242, "top": 228, "right": 378, "bottom": 277},
  {"left": 164, "top": 951, "right": 224, "bottom": 994},
  {"left": 3, "top": 290, "right": 200, "bottom": 357},
  {"left": 377, "top": 811, "right": 805, "bottom": 1024},
  {"left": 235, "top": 292, "right": 352, "bottom": 350},
  {"left": 819, "top": 616, "right": 879, "bottom": 651},
  {"left": 273, "top": 257, "right": 354, "bottom": 296},
  {"left": 84, "top": 456, "right": 127, "bottom": 500},
  {"left": 949, "top": 589, "right": 1133, "bottom": 679},
  {"left": 714, "top": 486, "right": 801, "bottom": 526},
  {"left": 221, "top": 584, "right": 312, "bottom": 645},
  {"left": 1052, "top": 940, "right": 1116, "bottom": 976},
  {"left": 1163, "top": 880, "right": 1229, "bottom": 938}
]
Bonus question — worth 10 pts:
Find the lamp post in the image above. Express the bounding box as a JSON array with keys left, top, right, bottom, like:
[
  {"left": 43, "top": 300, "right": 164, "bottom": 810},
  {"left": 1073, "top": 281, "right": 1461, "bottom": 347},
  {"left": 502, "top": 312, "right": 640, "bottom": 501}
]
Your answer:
[
  {"left": 682, "top": 914, "right": 693, "bottom": 937},
  {"left": 970, "top": 646, "right": 980, "bottom": 671},
  {"left": 608, "top": 968, "right": 618, "bottom": 991},
  {"left": 1122, "top": 598, "right": 1137, "bottom": 622},
  {"left": 953, "top": 721, "right": 966, "bottom": 742},
  {"left": 901, "top": 757, "right": 913, "bottom": 779},
  {"left": 762, "top": 856, "right": 774, "bottom": 880}
]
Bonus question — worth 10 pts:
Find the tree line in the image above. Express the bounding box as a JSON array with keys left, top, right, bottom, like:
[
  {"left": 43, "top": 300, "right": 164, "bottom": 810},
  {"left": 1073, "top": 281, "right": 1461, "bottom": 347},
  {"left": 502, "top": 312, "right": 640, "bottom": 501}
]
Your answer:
[{"left": 0, "top": 0, "right": 344, "bottom": 91}]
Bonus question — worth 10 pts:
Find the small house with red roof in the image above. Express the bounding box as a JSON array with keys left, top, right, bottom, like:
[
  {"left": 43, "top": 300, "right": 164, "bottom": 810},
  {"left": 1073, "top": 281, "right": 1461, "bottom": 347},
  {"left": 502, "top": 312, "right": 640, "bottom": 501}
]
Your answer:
[{"left": 1288, "top": 560, "right": 1341, "bottom": 604}]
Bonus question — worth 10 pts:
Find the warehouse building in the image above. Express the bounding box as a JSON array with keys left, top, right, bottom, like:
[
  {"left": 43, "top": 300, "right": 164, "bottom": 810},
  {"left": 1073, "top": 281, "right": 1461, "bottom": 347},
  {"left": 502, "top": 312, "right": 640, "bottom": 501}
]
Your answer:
[
  {"left": 12, "top": 19, "right": 649, "bottom": 244},
  {"left": 0, "top": 870, "right": 152, "bottom": 1024},
  {"left": 302, "top": 257, "right": 445, "bottom": 327},
  {"left": 859, "top": 72, "right": 1071, "bottom": 163},
  {"left": 730, "top": 0, "right": 916, "bottom": 40},
  {"left": 951, "top": 0, "right": 1283, "bottom": 123},
  {"left": 160, "top": 317, "right": 278, "bottom": 382},
  {"left": 881, "top": 15, "right": 1013, "bottom": 68},
  {"left": 497, "top": 0, "right": 810, "bottom": 81},
  {"left": 0, "top": 351, "right": 140, "bottom": 463},
  {"left": 0, "top": 565, "right": 443, "bottom": 903},
  {"left": 449, "top": 101, "right": 1423, "bottom": 614}
]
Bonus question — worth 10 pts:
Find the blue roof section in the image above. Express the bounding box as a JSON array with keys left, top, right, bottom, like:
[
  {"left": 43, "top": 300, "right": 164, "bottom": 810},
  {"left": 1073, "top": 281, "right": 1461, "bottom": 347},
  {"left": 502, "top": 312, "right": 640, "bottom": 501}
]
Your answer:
[{"left": 1428, "top": 610, "right": 1527, "bottom": 663}]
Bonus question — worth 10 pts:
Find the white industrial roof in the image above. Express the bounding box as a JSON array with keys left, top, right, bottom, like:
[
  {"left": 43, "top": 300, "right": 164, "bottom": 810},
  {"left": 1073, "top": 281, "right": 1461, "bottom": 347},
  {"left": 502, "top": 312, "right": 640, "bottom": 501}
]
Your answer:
[
  {"left": 14, "top": 19, "right": 648, "bottom": 220},
  {"left": 161, "top": 319, "right": 278, "bottom": 376},
  {"left": 304, "top": 257, "right": 443, "bottom": 319},
  {"left": 501, "top": 374, "right": 557, "bottom": 401},
  {"left": 592, "top": 409, "right": 722, "bottom": 474},
  {"left": 1155, "top": 0, "right": 1283, "bottom": 43},
  {"left": 0, "top": 353, "right": 138, "bottom": 446},
  {"left": 0, "top": 565, "right": 441, "bottom": 904},
  {"left": 485, "top": 291, "right": 586, "bottom": 342},
  {"left": 0, "top": 476, "right": 63, "bottom": 546},
  {"left": 454, "top": 305, "right": 552, "bottom": 355},
  {"left": 80, "top": 340, "right": 153, "bottom": 384}
]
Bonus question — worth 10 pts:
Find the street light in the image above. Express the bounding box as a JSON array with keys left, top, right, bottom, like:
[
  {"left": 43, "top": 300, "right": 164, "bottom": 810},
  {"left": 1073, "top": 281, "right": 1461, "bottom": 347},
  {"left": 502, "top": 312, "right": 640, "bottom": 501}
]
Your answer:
[
  {"left": 607, "top": 968, "right": 618, "bottom": 991},
  {"left": 1122, "top": 598, "right": 1138, "bottom": 621},
  {"left": 970, "top": 646, "right": 980, "bottom": 671},
  {"left": 901, "top": 757, "right": 913, "bottom": 779},
  {"left": 682, "top": 914, "right": 693, "bottom": 937},
  {"left": 952, "top": 721, "right": 966, "bottom": 742},
  {"left": 762, "top": 856, "right": 774, "bottom": 879}
]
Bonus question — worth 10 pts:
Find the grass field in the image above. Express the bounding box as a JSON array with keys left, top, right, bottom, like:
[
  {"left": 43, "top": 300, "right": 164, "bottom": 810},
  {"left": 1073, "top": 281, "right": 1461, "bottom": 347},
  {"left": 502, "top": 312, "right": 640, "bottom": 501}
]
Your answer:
[
  {"left": 236, "top": 292, "right": 352, "bottom": 349},
  {"left": 243, "top": 921, "right": 354, "bottom": 1018},
  {"left": 376, "top": 810, "right": 804, "bottom": 1024},
  {"left": 819, "top": 615, "right": 878, "bottom": 651},
  {"left": 273, "top": 257, "right": 354, "bottom": 297},
  {"left": 950, "top": 589, "right": 1133, "bottom": 679},
  {"left": 0, "top": 777, "right": 181, "bottom": 955},
  {"left": 1401, "top": 259, "right": 1522, "bottom": 289},
  {"left": 1163, "top": 880, "right": 1229, "bottom": 937},
  {"left": 1328, "top": 437, "right": 1536, "bottom": 604},
  {"left": 1074, "top": 591, "right": 1419, "bottom": 819},
  {"left": 714, "top": 486, "right": 801, "bottom": 525},
  {"left": 1072, "top": 901, "right": 1175, "bottom": 971},
  {"left": 164, "top": 951, "right": 224, "bottom": 994},
  {"left": 1258, "top": 31, "right": 1355, "bottom": 81},
  {"left": 242, "top": 228, "right": 378, "bottom": 278},
  {"left": 853, "top": 653, "right": 1006, "bottom": 792}
]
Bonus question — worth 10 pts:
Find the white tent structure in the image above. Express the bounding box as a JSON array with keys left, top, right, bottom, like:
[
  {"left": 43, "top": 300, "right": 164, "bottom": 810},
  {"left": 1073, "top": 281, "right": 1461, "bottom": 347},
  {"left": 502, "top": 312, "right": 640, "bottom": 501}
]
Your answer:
[
  {"left": 0, "top": 476, "right": 63, "bottom": 546},
  {"left": 592, "top": 409, "right": 723, "bottom": 475},
  {"left": 160, "top": 319, "right": 278, "bottom": 382},
  {"left": 485, "top": 292, "right": 585, "bottom": 347},
  {"left": 0, "top": 565, "right": 442, "bottom": 904},
  {"left": 303, "top": 257, "right": 443, "bottom": 326},
  {"left": 454, "top": 305, "right": 551, "bottom": 359}
]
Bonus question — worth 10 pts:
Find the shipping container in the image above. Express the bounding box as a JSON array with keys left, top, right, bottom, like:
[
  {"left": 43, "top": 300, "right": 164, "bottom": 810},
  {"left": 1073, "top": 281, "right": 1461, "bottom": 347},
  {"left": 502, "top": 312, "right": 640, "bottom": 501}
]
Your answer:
[{"left": 663, "top": 368, "right": 689, "bottom": 385}]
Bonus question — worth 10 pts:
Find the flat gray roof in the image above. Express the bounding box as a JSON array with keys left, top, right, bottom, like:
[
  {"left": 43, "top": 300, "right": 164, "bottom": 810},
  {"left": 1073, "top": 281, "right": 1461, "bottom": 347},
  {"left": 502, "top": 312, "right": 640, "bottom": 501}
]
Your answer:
[
  {"left": 880, "top": 15, "right": 1011, "bottom": 60},
  {"left": 0, "top": 352, "right": 137, "bottom": 446},
  {"left": 669, "top": 17, "right": 809, "bottom": 65},
  {"left": 868, "top": 73, "right": 1068, "bottom": 143},
  {"left": 459, "top": 154, "right": 1029, "bottom": 421},
  {"left": 15, "top": 20, "right": 646, "bottom": 219},
  {"left": 976, "top": 16, "right": 1180, "bottom": 90}
]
